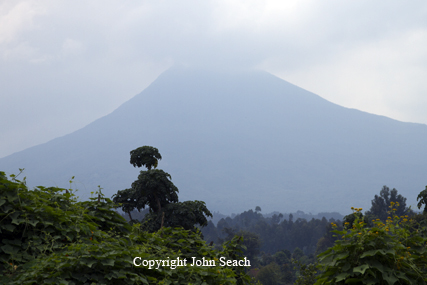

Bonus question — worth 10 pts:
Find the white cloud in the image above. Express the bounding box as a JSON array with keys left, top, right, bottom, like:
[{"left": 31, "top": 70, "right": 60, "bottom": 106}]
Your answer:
[
  {"left": 269, "top": 27, "right": 427, "bottom": 124},
  {"left": 61, "top": 38, "right": 84, "bottom": 56},
  {"left": 0, "top": 1, "right": 45, "bottom": 44},
  {"left": 0, "top": 0, "right": 427, "bottom": 157}
]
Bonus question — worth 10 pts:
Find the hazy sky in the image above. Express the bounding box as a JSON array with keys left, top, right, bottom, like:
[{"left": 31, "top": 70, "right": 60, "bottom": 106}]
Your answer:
[{"left": 1, "top": 1, "right": 427, "bottom": 158}]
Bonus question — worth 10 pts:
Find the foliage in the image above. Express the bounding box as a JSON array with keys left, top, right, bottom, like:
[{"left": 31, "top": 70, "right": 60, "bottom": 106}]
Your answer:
[
  {"left": 113, "top": 170, "right": 179, "bottom": 216},
  {"left": 130, "top": 146, "right": 162, "bottom": 170},
  {"left": 140, "top": 200, "right": 212, "bottom": 232},
  {"left": 221, "top": 229, "right": 262, "bottom": 263},
  {"left": 293, "top": 259, "right": 319, "bottom": 285},
  {"left": 365, "top": 186, "right": 411, "bottom": 221},
  {"left": 255, "top": 262, "right": 281, "bottom": 285},
  {"left": 114, "top": 146, "right": 212, "bottom": 232},
  {"left": 203, "top": 209, "right": 336, "bottom": 256},
  {"left": 292, "top": 247, "right": 304, "bottom": 260},
  {"left": 315, "top": 222, "right": 340, "bottom": 255},
  {"left": 131, "top": 169, "right": 179, "bottom": 213},
  {"left": 417, "top": 185, "right": 427, "bottom": 214},
  {"left": 0, "top": 171, "right": 253, "bottom": 284},
  {"left": 315, "top": 204, "right": 427, "bottom": 284},
  {"left": 10, "top": 227, "right": 249, "bottom": 285},
  {"left": 342, "top": 207, "right": 370, "bottom": 229},
  {"left": 0, "top": 170, "right": 129, "bottom": 273},
  {"left": 111, "top": 187, "right": 138, "bottom": 220}
]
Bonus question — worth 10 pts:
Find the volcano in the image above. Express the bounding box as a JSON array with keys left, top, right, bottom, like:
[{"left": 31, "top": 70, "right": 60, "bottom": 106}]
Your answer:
[{"left": 1, "top": 67, "right": 427, "bottom": 214}]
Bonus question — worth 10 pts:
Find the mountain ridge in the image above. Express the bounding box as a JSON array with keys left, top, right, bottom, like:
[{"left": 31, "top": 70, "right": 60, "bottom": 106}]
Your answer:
[{"left": 1, "top": 67, "right": 426, "bottom": 214}]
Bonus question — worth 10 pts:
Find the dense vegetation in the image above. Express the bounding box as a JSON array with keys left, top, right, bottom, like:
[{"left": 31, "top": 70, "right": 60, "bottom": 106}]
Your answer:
[
  {"left": 112, "top": 146, "right": 212, "bottom": 232},
  {"left": 2, "top": 145, "right": 427, "bottom": 284},
  {"left": 202, "top": 186, "right": 427, "bottom": 284},
  {"left": 117, "top": 186, "right": 427, "bottom": 284},
  {"left": 0, "top": 146, "right": 252, "bottom": 284},
  {"left": 203, "top": 209, "right": 338, "bottom": 255}
]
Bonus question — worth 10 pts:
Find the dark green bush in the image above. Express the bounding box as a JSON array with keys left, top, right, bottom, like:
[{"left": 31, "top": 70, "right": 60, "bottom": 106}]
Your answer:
[{"left": 0, "top": 171, "right": 252, "bottom": 284}]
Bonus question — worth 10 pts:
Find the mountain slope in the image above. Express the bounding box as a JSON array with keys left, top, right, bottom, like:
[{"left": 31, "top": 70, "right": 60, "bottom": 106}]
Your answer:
[{"left": 1, "top": 67, "right": 426, "bottom": 214}]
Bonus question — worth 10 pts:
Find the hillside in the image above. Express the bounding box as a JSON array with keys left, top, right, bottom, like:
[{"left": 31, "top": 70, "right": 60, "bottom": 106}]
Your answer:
[{"left": 1, "top": 66, "right": 427, "bottom": 214}]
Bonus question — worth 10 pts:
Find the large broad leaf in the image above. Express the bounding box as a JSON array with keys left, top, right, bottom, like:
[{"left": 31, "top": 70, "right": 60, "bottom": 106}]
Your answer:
[
  {"left": 1, "top": 224, "right": 16, "bottom": 232},
  {"left": 353, "top": 264, "right": 370, "bottom": 275},
  {"left": 101, "top": 259, "right": 115, "bottom": 266},
  {"left": 335, "top": 272, "right": 351, "bottom": 282},
  {"left": 27, "top": 219, "right": 39, "bottom": 227},
  {"left": 383, "top": 271, "right": 399, "bottom": 285},
  {"left": 344, "top": 277, "right": 363, "bottom": 283},
  {"left": 1, "top": 244, "right": 19, "bottom": 255},
  {"left": 79, "top": 258, "right": 97, "bottom": 268},
  {"left": 10, "top": 211, "right": 25, "bottom": 225},
  {"left": 366, "top": 259, "right": 385, "bottom": 273},
  {"left": 335, "top": 252, "right": 349, "bottom": 260},
  {"left": 360, "top": 249, "right": 393, "bottom": 258},
  {"left": 394, "top": 271, "right": 411, "bottom": 283}
]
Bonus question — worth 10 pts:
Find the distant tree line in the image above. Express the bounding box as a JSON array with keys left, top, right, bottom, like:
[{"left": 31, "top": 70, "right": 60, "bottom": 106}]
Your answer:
[{"left": 202, "top": 208, "right": 340, "bottom": 256}]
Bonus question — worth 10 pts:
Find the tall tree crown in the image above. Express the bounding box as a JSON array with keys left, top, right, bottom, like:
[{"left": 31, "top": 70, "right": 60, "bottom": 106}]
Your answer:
[
  {"left": 114, "top": 145, "right": 211, "bottom": 232},
  {"left": 366, "top": 185, "right": 409, "bottom": 221},
  {"left": 130, "top": 146, "right": 162, "bottom": 170}
]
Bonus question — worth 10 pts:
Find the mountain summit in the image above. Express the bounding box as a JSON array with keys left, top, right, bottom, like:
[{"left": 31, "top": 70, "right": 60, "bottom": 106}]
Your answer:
[{"left": 1, "top": 67, "right": 427, "bottom": 214}]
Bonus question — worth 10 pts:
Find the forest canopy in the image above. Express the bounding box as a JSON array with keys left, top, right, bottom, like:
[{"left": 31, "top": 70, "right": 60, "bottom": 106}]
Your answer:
[
  {"left": 0, "top": 170, "right": 250, "bottom": 284},
  {"left": 2, "top": 145, "right": 427, "bottom": 284}
]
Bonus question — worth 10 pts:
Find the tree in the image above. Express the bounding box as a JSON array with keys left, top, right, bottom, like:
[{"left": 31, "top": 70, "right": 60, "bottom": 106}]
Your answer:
[
  {"left": 131, "top": 169, "right": 178, "bottom": 214},
  {"left": 238, "top": 230, "right": 262, "bottom": 261},
  {"left": 292, "top": 247, "right": 304, "bottom": 260},
  {"left": 141, "top": 200, "right": 212, "bottom": 232},
  {"left": 110, "top": 188, "right": 137, "bottom": 220},
  {"left": 365, "top": 185, "right": 410, "bottom": 221},
  {"left": 1, "top": 170, "right": 251, "bottom": 283},
  {"left": 113, "top": 146, "right": 178, "bottom": 217},
  {"left": 255, "top": 262, "right": 281, "bottom": 285},
  {"left": 130, "top": 145, "right": 161, "bottom": 169},
  {"left": 417, "top": 186, "right": 427, "bottom": 213},
  {"left": 113, "top": 146, "right": 212, "bottom": 232}
]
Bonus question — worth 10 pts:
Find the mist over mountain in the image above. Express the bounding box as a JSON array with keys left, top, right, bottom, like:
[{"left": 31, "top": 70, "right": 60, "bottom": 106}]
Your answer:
[{"left": 1, "top": 66, "right": 427, "bottom": 214}]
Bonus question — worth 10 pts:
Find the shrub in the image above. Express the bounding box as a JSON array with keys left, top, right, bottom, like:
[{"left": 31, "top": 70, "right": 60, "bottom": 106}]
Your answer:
[
  {"left": 1, "top": 171, "right": 252, "bottom": 284},
  {"left": 315, "top": 205, "right": 427, "bottom": 284}
]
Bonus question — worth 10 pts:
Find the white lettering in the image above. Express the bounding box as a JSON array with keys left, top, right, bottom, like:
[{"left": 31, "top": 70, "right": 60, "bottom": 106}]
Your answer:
[{"left": 133, "top": 257, "right": 141, "bottom": 266}]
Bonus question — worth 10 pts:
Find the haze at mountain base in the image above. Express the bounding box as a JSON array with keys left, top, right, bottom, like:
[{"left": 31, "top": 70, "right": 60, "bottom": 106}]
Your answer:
[{"left": 1, "top": 67, "right": 426, "bottom": 215}]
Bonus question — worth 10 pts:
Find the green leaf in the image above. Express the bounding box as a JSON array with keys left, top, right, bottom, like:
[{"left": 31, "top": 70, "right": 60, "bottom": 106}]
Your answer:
[
  {"left": 10, "top": 211, "right": 26, "bottom": 225},
  {"left": 335, "top": 273, "right": 350, "bottom": 282},
  {"left": 101, "top": 259, "right": 115, "bottom": 266},
  {"left": 2, "top": 224, "right": 16, "bottom": 232},
  {"left": 360, "top": 249, "right": 386, "bottom": 258},
  {"left": 83, "top": 259, "right": 97, "bottom": 268},
  {"left": 383, "top": 271, "right": 398, "bottom": 285},
  {"left": 335, "top": 252, "right": 349, "bottom": 260},
  {"left": 1, "top": 244, "right": 19, "bottom": 255},
  {"left": 353, "top": 264, "right": 370, "bottom": 274},
  {"left": 27, "top": 219, "right": 40, "bottom": 227}
]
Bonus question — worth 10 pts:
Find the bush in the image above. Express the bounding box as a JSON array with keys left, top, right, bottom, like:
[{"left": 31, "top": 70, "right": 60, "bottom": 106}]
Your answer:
[
  {"left": 0, "top": 171, "right": 252, "bottom": 284},
  {"left": 316, "top": 206, "right": 427, "bottom": 284}
]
